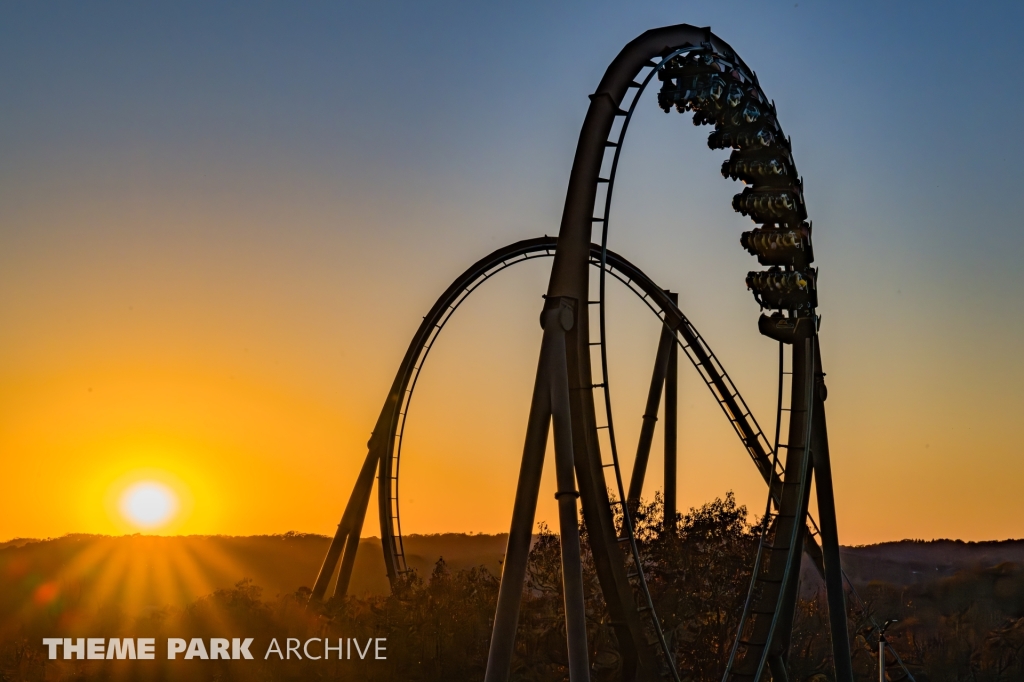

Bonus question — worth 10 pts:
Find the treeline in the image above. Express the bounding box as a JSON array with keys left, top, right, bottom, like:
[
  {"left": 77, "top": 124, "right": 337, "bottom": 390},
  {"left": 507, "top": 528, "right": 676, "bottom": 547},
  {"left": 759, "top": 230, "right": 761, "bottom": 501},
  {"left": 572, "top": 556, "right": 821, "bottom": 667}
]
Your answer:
[{"left": 2, "top": 495, "right": 1023, "bottom": 681}]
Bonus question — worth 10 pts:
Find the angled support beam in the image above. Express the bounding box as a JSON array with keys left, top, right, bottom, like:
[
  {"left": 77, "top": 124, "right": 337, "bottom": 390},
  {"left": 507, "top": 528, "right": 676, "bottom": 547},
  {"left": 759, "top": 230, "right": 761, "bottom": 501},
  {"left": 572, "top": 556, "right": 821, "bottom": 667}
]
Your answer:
[
  {"left": 626, "top": 316, "right": 675, "bottom": 510},
  {"left": 809, "top": 339, "right": 854, "bottom": 682},
  {"left": 485, "top": 297, "right": 590, "bottom": 682},
  {"left": 547, "top": 299, "right": 592, "bottom": 682},
  {"left": 335, "top": 473, "right": 373, "bottom": 599},
  {"left": 309, "top": 446, "right": 379, "bottom": 602}
]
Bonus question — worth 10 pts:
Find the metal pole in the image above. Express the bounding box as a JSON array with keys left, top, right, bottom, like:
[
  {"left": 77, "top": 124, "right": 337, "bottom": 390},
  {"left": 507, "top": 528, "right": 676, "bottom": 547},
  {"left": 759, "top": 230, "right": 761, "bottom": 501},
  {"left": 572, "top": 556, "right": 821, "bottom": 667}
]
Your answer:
[
  {"left": 879, "top": 635, "right": 885, "bottom": 682},
  {"left": 335, "top": 487, "right": 370, "bottom": 599},
  {"left": 546, "top": 299, "right": 592, "bottom": 682},
  {"left": 484, "top": 303, "right": 556, "bottom": 682},
  {"left": 626, "top": 323, "right": 674, "bottom": 509},
  {"left": 664, "top": 291, "right": 678, "bottom": 530},
  {"left": 809, "top": 338, "right": 855, "bottom": 682},
  {"left": 309, "top": 447, "right": 379, "bottom": 602}
]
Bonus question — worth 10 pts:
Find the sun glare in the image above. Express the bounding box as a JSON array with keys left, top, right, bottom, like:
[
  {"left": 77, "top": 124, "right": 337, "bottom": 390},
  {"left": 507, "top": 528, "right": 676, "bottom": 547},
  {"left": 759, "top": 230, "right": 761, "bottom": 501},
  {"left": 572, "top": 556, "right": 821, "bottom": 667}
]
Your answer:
[
  {"left": 99, "top": 463, "right": 199, "bottom": 535},
  {"left": 119, "top": 481, "right": 178, "bottom": 529}
]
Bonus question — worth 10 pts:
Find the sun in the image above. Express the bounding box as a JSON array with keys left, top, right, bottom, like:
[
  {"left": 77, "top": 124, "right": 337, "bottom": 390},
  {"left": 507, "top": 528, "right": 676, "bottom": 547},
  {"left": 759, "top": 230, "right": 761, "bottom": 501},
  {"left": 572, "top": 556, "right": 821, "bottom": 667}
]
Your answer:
[
  {"left": 99, "top": 464, "right": 198, "bottom": 534},
  {"left": 119, "top": 481, "right": 179, "bottom": 529}
]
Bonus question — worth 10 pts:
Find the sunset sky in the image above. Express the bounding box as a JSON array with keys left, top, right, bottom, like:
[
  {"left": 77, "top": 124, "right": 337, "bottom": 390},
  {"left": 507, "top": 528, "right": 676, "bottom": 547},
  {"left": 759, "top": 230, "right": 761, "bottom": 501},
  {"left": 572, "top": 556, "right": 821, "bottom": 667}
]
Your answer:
[{"left": 2, "top": 1, "right": 1022, "bottom": 546}]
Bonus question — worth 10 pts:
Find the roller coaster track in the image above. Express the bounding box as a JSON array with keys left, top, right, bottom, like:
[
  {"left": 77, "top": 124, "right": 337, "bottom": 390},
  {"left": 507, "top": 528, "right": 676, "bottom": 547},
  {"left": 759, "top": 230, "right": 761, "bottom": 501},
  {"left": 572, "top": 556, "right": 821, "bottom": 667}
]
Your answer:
[
  {"left": 314, "top": 23, "right": 859, "bottom": 682},
  {"left": 558, "top": 25, "right": 853, "bottom": 682},
  {"left": 310, "top": 234, "right": 829, "bottom": 670},
  {"left": 380, "top": 240, "right": 781, "bottom": 681},
  {"left": 382, "top": 238, "right": 790, "bottom": 573},
  {"left": 310, "top": 236, "right": 789, "bottom": 581}
]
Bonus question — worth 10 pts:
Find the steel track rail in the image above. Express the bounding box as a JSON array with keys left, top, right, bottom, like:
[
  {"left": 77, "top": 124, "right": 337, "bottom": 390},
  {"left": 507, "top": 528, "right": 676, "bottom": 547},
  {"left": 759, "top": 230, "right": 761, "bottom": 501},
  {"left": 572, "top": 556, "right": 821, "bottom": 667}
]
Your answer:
[
  {"left": 378, "top": 237, "right": 827, "bottom": 586},
  {"left": 375, "top": 237, "right": 832, "bottom": 681},
  {"left": 591, "top": 45, "right": 704, "bottom": 679},
  {"left": 313, "top": 235, "right": 835, "bottom": 671},
  {"left": 382, "top": 238, "right": 778, "bottom": 583},
  {"left": 318, "top": 25, "right": 857, "bottom": 682}
]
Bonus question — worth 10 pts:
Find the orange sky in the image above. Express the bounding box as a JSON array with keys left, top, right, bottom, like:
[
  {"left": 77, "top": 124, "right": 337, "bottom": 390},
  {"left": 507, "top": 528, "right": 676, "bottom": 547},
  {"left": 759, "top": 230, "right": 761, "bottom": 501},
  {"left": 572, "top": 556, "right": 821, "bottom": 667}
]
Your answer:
[
  {"left": 2, "top": 3, "right": 1023, "bottom": 547},
  {"left": 2, "top": 189, "right": 1021, "bottom": 546}
]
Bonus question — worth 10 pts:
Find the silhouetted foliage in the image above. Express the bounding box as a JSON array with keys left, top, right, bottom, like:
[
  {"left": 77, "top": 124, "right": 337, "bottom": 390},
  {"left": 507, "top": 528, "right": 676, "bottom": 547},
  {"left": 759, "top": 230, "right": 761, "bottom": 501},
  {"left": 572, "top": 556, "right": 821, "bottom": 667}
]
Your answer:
[{"left": 2, "top": 497, "right": 1024, "bottom": 681}]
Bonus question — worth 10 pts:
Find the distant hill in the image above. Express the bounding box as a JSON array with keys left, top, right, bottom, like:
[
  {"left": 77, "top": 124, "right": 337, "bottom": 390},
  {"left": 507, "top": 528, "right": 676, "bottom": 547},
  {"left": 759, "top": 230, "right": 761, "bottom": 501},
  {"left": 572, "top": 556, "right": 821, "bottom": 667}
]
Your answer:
[
  {"left": 840, "top": 539, "right": 1024, "bottom": 585},
  {"left": 0, "top": 532, "right": 509, "bottom": 633},
  {"left": 4, "top": 532, "right": 1024, "bottom": 682},
  {"left": 3, "top": 532, "right": 1023, "bottom": 634}
]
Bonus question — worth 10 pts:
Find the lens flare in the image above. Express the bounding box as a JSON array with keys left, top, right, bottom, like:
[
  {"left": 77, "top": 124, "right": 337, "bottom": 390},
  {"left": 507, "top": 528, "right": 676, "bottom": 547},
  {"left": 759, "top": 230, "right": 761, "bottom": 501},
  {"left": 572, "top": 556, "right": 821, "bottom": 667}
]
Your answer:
[{"left": 119, "top": 481, "right": 178, "bottom": 529}]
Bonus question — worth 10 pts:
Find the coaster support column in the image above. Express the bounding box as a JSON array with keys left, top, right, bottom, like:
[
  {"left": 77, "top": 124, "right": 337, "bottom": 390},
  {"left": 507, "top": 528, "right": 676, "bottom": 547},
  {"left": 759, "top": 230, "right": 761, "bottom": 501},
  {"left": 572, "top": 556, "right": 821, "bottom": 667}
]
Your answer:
[
  {"left": 485, "top": 297, "right": 590, "bottom": 682},
  {"left": 664, "top": 291, "right": 679, "bottom": 529},
  {"left": 810, "top": 338, "right": 854, "bottom": 682}
]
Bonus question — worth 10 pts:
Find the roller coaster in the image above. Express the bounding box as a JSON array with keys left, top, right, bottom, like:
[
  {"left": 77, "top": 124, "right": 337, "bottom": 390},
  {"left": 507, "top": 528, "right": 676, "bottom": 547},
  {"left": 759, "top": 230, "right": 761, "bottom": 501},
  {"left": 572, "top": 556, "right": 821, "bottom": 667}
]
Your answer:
[{"left": 309, "top": 23, "right": 870, "bottom": 682}]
